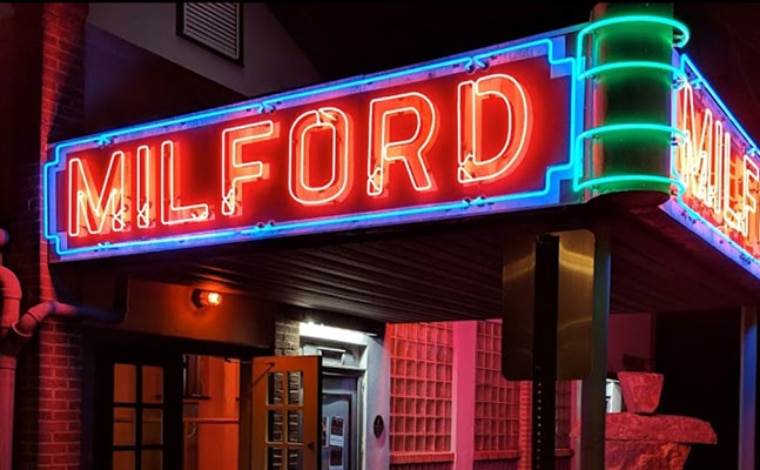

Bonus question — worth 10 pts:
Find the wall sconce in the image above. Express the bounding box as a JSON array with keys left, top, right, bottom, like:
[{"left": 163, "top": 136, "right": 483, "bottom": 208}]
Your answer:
[{"left": 193, "top": 289, "right": 222, "bottom": 308}]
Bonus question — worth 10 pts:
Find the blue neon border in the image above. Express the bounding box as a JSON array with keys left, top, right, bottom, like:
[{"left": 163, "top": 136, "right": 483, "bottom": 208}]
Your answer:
[
  {"left": 666, "top": 53, "right": 760, "bottom": 279},
  {"left": 44, "top": 25, "right": 585, "bottom": 262}
]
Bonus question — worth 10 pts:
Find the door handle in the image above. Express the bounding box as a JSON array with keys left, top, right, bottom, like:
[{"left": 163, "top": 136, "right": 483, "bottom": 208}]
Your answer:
[{"left": 307, "top": 441, "right": 316, "bottom": 451}]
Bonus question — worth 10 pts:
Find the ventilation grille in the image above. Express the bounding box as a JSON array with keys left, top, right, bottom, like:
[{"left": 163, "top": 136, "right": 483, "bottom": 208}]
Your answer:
[{"left": 178, "top": 3, "right": 242, "bottom": 63}]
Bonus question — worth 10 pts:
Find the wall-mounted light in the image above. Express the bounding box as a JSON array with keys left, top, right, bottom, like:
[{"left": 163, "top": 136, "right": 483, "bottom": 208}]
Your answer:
[{"left": 193, "top": 289, "right": 222, "bottom": 308}]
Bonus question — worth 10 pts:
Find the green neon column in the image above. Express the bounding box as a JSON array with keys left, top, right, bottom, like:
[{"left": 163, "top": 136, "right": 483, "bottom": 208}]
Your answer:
[{"left": 576, "top": 3, "right": 690, "bottom": 202}]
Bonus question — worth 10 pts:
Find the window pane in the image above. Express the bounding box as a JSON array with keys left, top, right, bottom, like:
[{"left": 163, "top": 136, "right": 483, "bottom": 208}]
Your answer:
[
  {"left": 287, "top": 371, "right": 303, "bottom": 405},
  {"left": 387, "top": 322, "right": 454, "bottom": 453},
  {"left": 114, "top": 364, "right": 137, "bottom": 403},
  {"left": 287, "top": 410, "right": 302, "bottom": 443},
  {"left": 141, "top": 450, "right": 162, "bottom": 470},
  {"left": 183, "top": 354, "right": 208, "bottom": 397},
  {"left": 142, "top": 366, "right": 164, "bottom": 404},
  {"left": 287, "top": 448, "right": 302, "bottom": 470},
  {"left": 267, "top": 447, "right": 283, "bottom": 470},
  {"left": 113, "top": 407, "right": 136, "bottom": 446},
  {"left": 142, "top": 408, "right": 163, "bottom": 446},
  {"left": 113, "top": 450, "right": 135, "bottom": 470},
  {"left": 268, "top": 372, "right": 284, "bottom": 405},
  {"left": 267, "top": 410, "right": 283, "bottom": 443}
]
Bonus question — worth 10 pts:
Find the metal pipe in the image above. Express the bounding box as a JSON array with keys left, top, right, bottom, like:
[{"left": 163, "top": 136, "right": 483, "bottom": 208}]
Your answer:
[
  {"left": 0, "top": 261, "right": 123, "bottom": 470},
  {"left": 0, "top": 264, "right": 22, "bottom": 470},
  {"left": 2, "top": 301, "right": 124, "bottom": 358}
]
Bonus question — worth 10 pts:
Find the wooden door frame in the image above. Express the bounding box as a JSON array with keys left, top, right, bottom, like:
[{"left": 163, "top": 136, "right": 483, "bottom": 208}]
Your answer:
[
  {"left": 251, "top": 355, "right": 323, "bottom": 470},
  {"left": 83, "top": 328, "right": 269, "bottom": 470},
  {"left": 90, "top": 341, "right": 184, "bottom": 470}
]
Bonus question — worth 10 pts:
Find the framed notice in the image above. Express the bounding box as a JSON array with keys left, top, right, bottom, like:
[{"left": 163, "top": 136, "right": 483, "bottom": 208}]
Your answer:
[{"left": 329, "top": 416, "right": 345, "bottom": 446}]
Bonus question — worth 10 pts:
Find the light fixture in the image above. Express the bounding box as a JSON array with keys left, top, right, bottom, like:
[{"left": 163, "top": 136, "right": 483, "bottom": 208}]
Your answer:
[{"left": 193, "top": 289, "right": 222, "bottom": 308}]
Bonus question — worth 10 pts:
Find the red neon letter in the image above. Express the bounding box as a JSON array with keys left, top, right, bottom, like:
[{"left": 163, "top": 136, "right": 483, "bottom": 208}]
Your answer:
[
  {"left": 68, "top": 151, "right": 129, "bottom": 237},
  {"left": 723, "top": 152, "right": 758, "bottom": 237},
  {"left": 221, "top": 121, "right": 276, "bottom": 217},
  {"left": 160, "top": 140, "right": 210, "bottom": 225},
  {"left": 742, "top": 156, "right": 758, "bottom": 238},
  {"left": 367, "top": 92, "right": 437, "bottom": 196},
  {"left": 289, "top": 107, "right": 351, "bottom": 205},
  {"left": 458, "top": 74, "right": 532, "bottom": 183},
  {"left": 677, "top": 83, "right": 723, "bottom": 212},
  {"left": 136, "top": 145, "right": 155, "bottom": 229}
]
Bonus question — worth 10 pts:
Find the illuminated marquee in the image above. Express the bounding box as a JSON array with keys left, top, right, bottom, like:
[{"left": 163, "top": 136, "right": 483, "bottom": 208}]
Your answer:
[
  {"left": 668, "top": 55, "right": 760, "bottom": 275},
  {"left": 45, "top": 35, "right": 580, "bottom": 261}
]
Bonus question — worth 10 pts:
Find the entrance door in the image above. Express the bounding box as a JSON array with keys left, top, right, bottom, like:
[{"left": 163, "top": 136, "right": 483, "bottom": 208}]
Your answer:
[
  {"left": 252, "top": 355, "right": 322, "bottom": 469},
  {"left": 322, "top": 374, "right": 361, "bottom": 470},
  {"left": 94, "top": 349, "right": 184, "bottom": 470}
]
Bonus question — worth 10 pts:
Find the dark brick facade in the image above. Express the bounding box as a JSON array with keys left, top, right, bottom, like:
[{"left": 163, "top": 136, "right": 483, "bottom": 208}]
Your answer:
[{"left": 3, "top": 4, "right": 88, "bottom": 469}]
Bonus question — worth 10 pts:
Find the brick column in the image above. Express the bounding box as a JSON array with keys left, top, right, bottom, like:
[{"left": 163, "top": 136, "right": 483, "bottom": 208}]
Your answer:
[
  {"left": 274, "top": 314, "right": 301, "bottom": 356},
  {"left": 7, "top": 3, "right": 88, "bottom": 469}
]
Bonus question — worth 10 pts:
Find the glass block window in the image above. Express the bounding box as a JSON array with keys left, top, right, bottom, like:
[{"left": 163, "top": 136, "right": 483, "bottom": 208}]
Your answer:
[
  {"left": 388, "top": 322, "right": 454, "bottom": 455},
  {"left": 474, "top": 320, "right": 520, "bottom": 454}
]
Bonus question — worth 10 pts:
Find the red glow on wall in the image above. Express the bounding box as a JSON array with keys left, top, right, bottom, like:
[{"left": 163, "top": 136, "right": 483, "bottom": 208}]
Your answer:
[{"left": 53, "top": 55, "right": 570, "bottom": 251}]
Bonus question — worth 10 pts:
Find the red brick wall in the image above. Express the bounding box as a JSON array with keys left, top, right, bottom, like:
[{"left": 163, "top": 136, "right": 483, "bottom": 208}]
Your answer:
[
  {"left": 6, "top": 3, "right": 88, "bottom": 469},
  {"left": 517, "top": 382, "right": 532, "bottom": 470},
  {"left": 474, "top": 461, "right": 519, "bottom": 470},
  {"left": 390, "top": 464, "right": 452, "bottom": 470},
  {"left": 516, "top": 381, "right": 575, "bottom": 470}
]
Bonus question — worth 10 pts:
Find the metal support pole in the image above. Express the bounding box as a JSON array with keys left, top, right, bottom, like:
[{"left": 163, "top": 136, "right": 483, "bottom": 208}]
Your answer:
[
  {"left": 580, "top": 229, "right": 610, "bottom": 469},
  {"left": 531, "top": 235, "right": 560, "bottom": 469},
  {"left": 739, "top": 305, "right": 757, "bottom": 470}
]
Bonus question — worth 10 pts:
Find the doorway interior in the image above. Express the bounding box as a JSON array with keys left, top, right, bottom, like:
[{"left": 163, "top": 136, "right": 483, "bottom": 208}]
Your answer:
[{"left": 303, "top": 332, "right": 368, "bottom": 470}]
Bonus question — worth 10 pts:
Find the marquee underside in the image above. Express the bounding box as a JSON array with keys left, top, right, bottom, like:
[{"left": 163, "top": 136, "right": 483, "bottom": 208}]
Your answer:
[{"left": 55, "top": 203, "right": 760, "bottom": 327}]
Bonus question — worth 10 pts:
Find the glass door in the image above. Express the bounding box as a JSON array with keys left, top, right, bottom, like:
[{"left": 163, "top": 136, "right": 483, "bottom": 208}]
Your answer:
[
  {"left": 112, "top": 362, "right": 169, "bottom": 469},
  {"left": 251, "top": 355, "right": 322, "bottom": 470},
  {"left": 94, "top": 348, "right": 183, "bottom": 470}
]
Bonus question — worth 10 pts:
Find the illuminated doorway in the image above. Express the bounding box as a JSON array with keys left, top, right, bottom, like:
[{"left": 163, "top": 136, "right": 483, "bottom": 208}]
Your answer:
[{"left": 182, "top": 355, "right": 241, "bottom": 470}]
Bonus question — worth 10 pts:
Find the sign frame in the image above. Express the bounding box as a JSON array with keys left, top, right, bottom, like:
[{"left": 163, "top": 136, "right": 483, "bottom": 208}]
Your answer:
[{"left": 43, "top": 26, "right": 585, "bottom": 262}]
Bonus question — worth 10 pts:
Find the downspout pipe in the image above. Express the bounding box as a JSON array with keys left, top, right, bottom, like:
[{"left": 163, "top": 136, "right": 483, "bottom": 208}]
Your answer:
[
  {"left": 0, "top": 264, "right": 124, "bottom": 470},
  {"left": 1, "top": 300, "right": 123, "bottom": 357},
  {"left": 0, "top": 264, "right": 22, "bottom": 470}
]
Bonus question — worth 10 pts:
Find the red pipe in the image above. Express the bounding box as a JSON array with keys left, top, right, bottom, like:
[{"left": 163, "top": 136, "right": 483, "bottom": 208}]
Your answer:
[
  {"left": 0, "top": 269, "right": 123, "bottom": 470},
  {"left": 0, "top": 264, "right": 22, "bottom": 470}
]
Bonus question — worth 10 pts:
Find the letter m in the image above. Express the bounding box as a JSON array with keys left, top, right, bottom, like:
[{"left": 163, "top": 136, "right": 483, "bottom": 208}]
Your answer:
[{"left": 68, "top": 151, "right": 129, "bottom": 237}]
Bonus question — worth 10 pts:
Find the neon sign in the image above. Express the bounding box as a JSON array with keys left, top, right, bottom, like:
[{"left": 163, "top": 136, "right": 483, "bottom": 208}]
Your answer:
[
  {"left": 667, "top": 54, "right": 760, "bottom": 278},
  {"left": 44, "top": 33, "right": 581, "bottom": 262}
]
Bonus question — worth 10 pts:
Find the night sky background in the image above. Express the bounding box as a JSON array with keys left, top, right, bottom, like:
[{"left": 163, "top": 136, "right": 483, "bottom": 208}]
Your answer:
[{"left": 267, "top": 3, "right": 760, "bottom": 140}]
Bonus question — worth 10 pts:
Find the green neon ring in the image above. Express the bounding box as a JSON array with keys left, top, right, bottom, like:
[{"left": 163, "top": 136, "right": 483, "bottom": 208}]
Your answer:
[
  {"left": 578, "top": 61, "right": 689, "bottom": 82},
  {"left": 576, "top": 174, "right": 684, "bottom": 193},
  {"left": 577, "top": 14, "right": 691, "bottom": 50},
  {"left": 575, "top": 123, "right": 686, "bottom": 193},
  {"left": 576, "top": 123, "right": 687, "bottom": 143}
]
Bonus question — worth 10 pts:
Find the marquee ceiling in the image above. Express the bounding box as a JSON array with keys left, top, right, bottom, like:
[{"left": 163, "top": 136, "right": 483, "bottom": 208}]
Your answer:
[{"left": 57, "top": 201, "right": 760, "bottom": 329}]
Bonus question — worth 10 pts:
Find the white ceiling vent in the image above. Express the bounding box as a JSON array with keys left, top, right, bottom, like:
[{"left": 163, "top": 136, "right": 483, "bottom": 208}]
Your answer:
[{"left": 178, "top": 3, "right": 243, "bottom": 64}]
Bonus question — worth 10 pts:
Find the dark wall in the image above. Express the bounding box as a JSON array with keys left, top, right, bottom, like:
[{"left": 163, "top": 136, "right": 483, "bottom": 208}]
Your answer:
[
  {"left": 83, "top": 23, "right": 245, "bottom": 135},
  {"left": 0, "top": 16, "right": 12, "bottom": 227},
  {"left": 655, "top": 309, "right": 740, "bottom": 470}
]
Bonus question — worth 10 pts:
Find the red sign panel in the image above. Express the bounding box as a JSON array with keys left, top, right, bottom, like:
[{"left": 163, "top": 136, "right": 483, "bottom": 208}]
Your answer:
[{"left": 45, "top": 37, "right": 576, "bottom": 260}]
